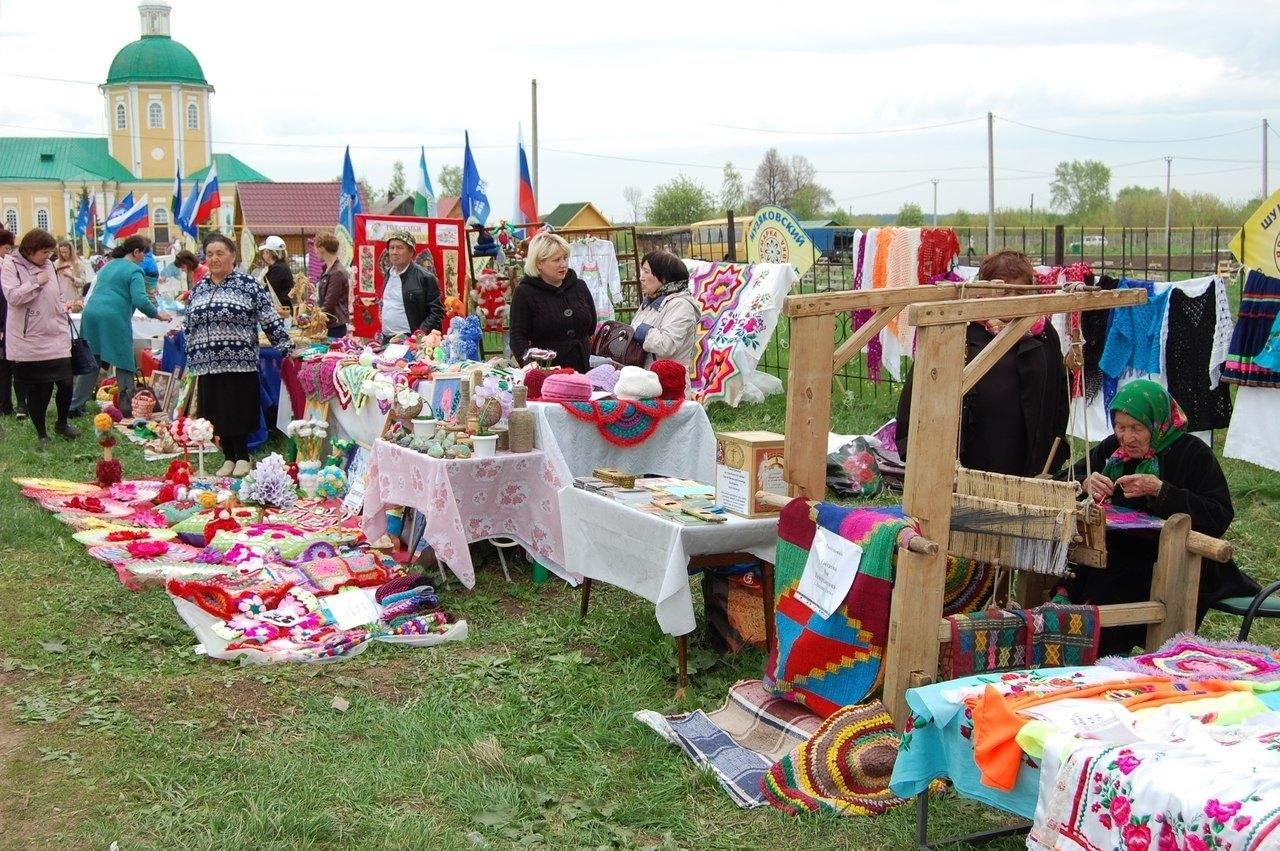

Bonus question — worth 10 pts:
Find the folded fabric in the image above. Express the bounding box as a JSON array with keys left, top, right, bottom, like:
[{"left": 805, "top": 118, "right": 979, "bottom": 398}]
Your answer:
[{"left": 1222, "top": 269, "right": 1280, "bottom": 386}]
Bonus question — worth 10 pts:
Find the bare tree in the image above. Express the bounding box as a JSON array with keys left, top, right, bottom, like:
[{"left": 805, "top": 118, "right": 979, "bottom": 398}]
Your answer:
[
  {"left": 622, "top": 186, "right": 645, "bottom": 223},
  {"left": 749, "top": 148, "right": 790, "bottom": 207}
]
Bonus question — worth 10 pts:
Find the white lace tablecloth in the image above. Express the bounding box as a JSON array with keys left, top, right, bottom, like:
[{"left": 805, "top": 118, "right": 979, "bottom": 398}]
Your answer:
[
  {"left": 362, "top": 441, "right": 568, "bottom": 587},
  {"left": 528, "top": 400, "right": 717, "bottom": 483},
  {"left": 559, "top": 485, "right": 779, "bottom": 636}
]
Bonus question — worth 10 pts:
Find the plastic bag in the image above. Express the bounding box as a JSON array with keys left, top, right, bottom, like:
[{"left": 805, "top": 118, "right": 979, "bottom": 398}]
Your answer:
[{"left": 825, "top": 437, "right": 883, "bottom": 499}]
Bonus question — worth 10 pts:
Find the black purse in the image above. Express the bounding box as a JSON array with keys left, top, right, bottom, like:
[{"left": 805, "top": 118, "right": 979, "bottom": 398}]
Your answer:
[{"left": 67, "top": 315, "right": 97, "bottom": 376}]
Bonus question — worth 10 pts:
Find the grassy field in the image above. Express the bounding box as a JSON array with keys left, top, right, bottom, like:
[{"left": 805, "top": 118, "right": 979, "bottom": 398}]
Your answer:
[{"left": 0, "top": 389, "right": 1276, "bottom": 850}]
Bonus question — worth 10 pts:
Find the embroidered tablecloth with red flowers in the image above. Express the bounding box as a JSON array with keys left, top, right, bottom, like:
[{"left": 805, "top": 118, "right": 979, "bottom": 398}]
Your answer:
[
  {"left": 361, "top": 442, "right": 567, "bottom": 587},
  {"left": 1028, "top": 718, "right": 1280, "bottom": 850}
]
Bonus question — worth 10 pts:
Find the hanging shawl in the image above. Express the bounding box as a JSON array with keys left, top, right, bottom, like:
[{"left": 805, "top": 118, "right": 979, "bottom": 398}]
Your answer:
[{"left": 1101, "top": 379, "right": 1187, "bottom": 479}]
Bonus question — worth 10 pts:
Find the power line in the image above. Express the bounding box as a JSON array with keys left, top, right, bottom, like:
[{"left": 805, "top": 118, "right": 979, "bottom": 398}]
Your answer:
[
  {"left": 710, "top": 116, "right": 985, "bottom": 136},
  {"left": 996, "top": 116, "right": 1257, "bottom": 144}
]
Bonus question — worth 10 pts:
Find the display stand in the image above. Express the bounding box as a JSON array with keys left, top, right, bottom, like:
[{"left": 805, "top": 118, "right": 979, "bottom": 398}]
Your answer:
[{"left": 777, "top": 283, "right": 1235, "bottom": 727}]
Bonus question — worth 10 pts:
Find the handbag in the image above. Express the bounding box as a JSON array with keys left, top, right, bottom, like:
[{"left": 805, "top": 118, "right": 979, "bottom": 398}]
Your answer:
[
  {"left": 68, "top": 315, "right": 97, "bottom": 376},
  {"left": 590, "top": 320, "right": 647, "bottom": 367}
]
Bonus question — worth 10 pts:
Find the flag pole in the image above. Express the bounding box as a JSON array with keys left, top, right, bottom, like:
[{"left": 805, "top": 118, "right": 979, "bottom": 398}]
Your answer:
[{"left": 530, "top": 78, "right": 539, "bottom": 202}]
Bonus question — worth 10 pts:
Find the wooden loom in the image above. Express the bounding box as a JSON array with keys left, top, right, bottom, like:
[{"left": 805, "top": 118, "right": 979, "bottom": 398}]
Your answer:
[{"left": 779, "top": 283, "right": 1234, "bottom": 726}]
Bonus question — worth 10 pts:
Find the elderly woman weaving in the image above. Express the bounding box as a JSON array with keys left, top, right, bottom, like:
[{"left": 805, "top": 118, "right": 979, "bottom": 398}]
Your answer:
[{"left": 1068, "top": 379, "right": 1258, "bottom": 655}]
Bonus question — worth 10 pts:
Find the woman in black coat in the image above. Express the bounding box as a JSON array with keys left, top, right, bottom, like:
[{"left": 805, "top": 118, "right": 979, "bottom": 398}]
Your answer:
[
  {"left": 509, "top": 232, "right": 596, "bottom": 372},
  {"left": 1070, "top": 379, "right": 1258, "bottom": 655},
  {"left": 896, "top": 250, "right": 1070, "bottom": 477}
]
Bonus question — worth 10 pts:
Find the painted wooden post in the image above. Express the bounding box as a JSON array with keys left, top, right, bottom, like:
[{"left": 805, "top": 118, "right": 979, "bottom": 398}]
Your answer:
[
  {"left": 783, "top": 313, "right": 835, "bottom": 499},
  {"left": 883, "top": 322, "right": 966, "bottom": 727},
  {"left": 1146, "top": 513, "right": 1200, "bottom": 648}
]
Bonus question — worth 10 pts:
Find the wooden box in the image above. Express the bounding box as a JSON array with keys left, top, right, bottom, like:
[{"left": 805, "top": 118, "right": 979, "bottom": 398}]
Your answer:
[{"left": 715, "top": 430, "right": 786, "bottom": 517}]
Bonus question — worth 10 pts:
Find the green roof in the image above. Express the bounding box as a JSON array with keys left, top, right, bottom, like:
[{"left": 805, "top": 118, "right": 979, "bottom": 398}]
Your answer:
[
  {"left": 0, "top": 137, "right": 135, "bottom": 183},
  {"left": 542, "top": 202, "right": 589, "bottom": 228},
  {"left": 106, "top": 35, "right": 208, "bottom": 86},
  {"left": 189, "top": 154, "right": 270, "bottom": 184}
]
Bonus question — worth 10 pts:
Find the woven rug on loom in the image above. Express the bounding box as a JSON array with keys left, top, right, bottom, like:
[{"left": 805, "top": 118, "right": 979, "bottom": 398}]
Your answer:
[
  {"left": 1099, "top": 632, "right": 1280, "bottom": 682},
  {"left": 765, "top": 501, "right": 909, "bottom": 718},
  {"left": 558, "top": 399, "right": 683, "bottom": 447},
  {"left": 761, "top": 699, "right": 918, "bottom": 817}
]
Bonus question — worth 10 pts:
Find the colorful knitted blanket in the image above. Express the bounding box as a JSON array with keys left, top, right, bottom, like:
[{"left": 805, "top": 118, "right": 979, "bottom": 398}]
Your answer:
[
  {"left": 558, "top": 399, "right": 683, "bottom": 447},
  {"left": 943, "top": 604, "right": 1101, "bottom": 679},
  {"left": 765, "top": 501, "right": 909, "bottom": 717},
  {"left": 761, "top": 699, "right": 917, "bottom": 817},
  {"left": 1222, "top": 269, "right": 1280, "bottom": 387},
  {"left": 1100, "top": 632, "right": 1280, "bottom": 682}
]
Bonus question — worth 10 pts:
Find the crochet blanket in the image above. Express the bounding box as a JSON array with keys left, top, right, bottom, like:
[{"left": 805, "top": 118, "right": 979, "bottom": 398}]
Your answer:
[
  {"left": 766, "top": 500, "right": 995, "bottom": 716},
  {"left": 765, "top": 501, "right": 909, "bottom": 717},
  {"left": 557, "top": 399, "right": 683, "bottom": 447},
  {"left": 1222, "top": 269, "right": 1280, "bottom": 387},
  {"left": 762, "top": 699, "right": 917, "bottom": 817},
  {"left": 1099, "top": 633, "right": 1280, "bottom": 682}
]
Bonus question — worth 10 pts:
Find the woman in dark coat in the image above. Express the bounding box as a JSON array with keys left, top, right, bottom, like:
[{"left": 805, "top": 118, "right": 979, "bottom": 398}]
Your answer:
[
  {"left": 509, "top": 232, "right": 596, "bottom": 372},
  {"left": 896, "top": 250, "right": 1070, "bottom": 477},
  {"left": 1071, "top": 379, "right": 1259, "bottom": 655}
]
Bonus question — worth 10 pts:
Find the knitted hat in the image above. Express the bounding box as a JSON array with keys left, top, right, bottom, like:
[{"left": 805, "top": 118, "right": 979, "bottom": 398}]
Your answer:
[
  {"left": 613, "top": 366, "right": 661, "bottom": 401},
  {"left": 523, "top": 367, "right": 574, "bottom": 401},
  {"left": 584, "top": 363, "right": 619, "bottom": 394},
  {"left": 541, "top": 372, "right": 593, "bottom": 402},
  {"left": 650, "top": 359, "right": 687, "bottom": 401}
]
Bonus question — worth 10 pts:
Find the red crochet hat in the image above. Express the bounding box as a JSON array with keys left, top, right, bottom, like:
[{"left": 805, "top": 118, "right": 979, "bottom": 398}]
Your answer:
[
  {"left": 523, "top": 367, "right": 574, "bottom": 401},
  {"left": 650, "top": 359, "right": 688, "bottom": 401}
]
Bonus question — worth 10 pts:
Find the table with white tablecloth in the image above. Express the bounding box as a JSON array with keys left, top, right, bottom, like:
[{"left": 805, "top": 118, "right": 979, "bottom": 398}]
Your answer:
[
  {"left": 559, "top": 485, "right": 778, "bottom": 637},
  {"left": 528, "top": 400, "right": 717, "bottom": 484}
]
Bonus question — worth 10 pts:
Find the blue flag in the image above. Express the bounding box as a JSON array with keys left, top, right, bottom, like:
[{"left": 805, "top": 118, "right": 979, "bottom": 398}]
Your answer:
[
  {"left": 73, "top": 195, "right": 91, "bottom": 238},
  {"left": 461, "top": 131, "right": 490, "bottom": 226},
  {"left": 339, "top": 146, "right": 363, "bottom": 237},
  {"left": 177, "top": 177, "right": 200, "bottom": 238}
]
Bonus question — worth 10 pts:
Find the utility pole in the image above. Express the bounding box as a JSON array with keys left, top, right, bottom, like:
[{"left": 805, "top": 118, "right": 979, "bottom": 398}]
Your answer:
[
  {"left": 1264, "top": 118, "right": 1270, "bottom": 198},
  {"left": 986, "top": 112, "right": 995, "bottom": 249},
  {"left": 530, "top": 79, "right": 539, "bottom": 203},
  {"left": 931, "top": 179, "right": 939, "bottom": 226},
  {"left": 1164, "top": 156, "right": 1173, "bottom": 251},
  {"left": 1030, "top": 193, "right": 1034, "bottom": 227}
]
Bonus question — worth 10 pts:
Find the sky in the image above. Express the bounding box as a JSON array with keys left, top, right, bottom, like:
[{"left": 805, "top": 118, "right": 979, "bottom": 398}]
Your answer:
[{"left": 2, "top": 0, "right": 1278, "bottom": 223}]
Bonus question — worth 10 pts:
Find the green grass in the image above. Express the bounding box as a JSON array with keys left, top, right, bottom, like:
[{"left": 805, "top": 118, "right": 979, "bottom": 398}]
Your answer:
[{"left": 0, "top": 393, "right": 1276, "bottom": 850}]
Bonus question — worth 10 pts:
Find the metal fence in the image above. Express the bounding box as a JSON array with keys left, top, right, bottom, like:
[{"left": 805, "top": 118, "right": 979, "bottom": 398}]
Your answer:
[{"left": 640, "top": 221, "right": 1241, "bottom": 398}]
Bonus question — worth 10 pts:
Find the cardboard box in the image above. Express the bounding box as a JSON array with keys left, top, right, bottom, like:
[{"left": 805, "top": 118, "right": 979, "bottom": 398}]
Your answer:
[{"left": 715, "top": 430, "right": 786, "bottom": 518}]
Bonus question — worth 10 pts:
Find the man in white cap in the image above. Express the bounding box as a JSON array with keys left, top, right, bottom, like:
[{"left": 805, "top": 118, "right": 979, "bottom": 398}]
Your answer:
[
  {"left": 380, "top": 229, "right": 444, "bottom": 338},
  {"left": 259, "top": 235, "right": 293, "bottom": 310}
]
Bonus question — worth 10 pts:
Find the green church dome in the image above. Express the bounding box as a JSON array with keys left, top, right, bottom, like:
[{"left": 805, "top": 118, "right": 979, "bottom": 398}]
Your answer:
[{"left": 105, "top": 35, "right": 208, "bottom": 86}]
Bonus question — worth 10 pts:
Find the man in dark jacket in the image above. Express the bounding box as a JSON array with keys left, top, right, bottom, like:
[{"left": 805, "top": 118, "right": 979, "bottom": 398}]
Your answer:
[{"left": 380, "top": 229, "right": 444, "bottom": 337}]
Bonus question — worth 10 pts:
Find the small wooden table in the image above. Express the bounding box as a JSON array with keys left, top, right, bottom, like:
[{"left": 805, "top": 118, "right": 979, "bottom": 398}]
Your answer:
[{"left": 560, "top": 485, "right": 781, "bottom": 696}]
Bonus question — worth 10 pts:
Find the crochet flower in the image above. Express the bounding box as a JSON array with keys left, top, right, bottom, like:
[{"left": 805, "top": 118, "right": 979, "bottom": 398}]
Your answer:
[
  {"left": 93, "top": 413, "right": 113, "bottom": 431},
  {"left": 125, "top": 540, "right": 169, "bottom": 559}
]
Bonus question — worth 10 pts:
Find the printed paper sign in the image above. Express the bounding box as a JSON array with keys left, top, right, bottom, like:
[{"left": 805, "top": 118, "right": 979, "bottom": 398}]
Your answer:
[{"left": 794, "top": 526, "right": 863, "bottom": 619}]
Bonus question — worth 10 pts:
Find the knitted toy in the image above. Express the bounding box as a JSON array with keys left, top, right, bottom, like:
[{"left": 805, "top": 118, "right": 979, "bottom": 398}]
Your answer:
[
  {"left": 93, "top": 413, "right": 123, "bottom": 486},
  {"left": 650, "top": 359, "right": 688, "bottom": 401},
  {"left": 202, "top": 509, "right": 242, "bottom": 546},
  {"left": 443, "top": 294, "right": 467, "bottom": 328},
  {"left": 165, "top": 459, "right": 193, "bottom": 489},
  {"left": 471, "top": 268, "right": 509, "bottom": 332}
]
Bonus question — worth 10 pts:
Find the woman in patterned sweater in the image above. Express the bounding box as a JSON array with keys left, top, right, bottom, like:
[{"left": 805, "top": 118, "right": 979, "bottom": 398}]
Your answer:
[{"left": 185, "top": 233, "right": 292, "bottom": 477}]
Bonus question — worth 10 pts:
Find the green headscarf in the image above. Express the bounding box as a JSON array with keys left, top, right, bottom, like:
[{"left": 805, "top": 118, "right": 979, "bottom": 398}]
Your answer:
[{"left": 1101, "top": 379, "right": 1188, "bottom": 480}]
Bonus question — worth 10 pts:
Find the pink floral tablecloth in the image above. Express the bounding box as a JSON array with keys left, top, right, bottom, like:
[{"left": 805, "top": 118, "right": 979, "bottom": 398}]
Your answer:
[{"left": 362, "top": 441, "right": 567, "bottom": 587}]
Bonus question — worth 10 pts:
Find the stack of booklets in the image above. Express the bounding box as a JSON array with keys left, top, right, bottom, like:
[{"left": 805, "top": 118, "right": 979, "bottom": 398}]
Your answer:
[{"left": 573, "top": 475, "right": 727, "bottom": 524}]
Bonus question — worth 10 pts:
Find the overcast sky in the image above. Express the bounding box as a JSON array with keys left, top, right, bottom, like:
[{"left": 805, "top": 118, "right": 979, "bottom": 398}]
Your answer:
[{"left": 2, "top": 0, "right": 1278, "bottom": 222}]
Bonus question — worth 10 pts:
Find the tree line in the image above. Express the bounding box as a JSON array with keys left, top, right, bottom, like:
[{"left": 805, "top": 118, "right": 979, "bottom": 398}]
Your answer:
[{"left": 624, "top": 154, "right": 1261, "bottom": 229}]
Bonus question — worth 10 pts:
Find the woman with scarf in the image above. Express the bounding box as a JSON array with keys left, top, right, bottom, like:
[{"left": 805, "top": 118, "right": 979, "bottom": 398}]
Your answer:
[
  {"left": 631, "top": 250, "right": 699, "bottom": 367},
  {"left": 896, "top": 249, "right": 1070, "bottom": 477},
  {"left": 1071, "top": 379, "right": 1258, "bottom": 655}
]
